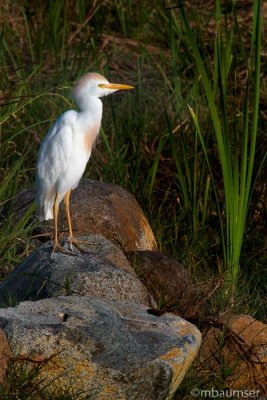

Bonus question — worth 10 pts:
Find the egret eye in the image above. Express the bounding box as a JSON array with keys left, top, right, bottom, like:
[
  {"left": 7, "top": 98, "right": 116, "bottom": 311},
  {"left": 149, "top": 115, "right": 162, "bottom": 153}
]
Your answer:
[{"left": 98, "top": 83, "right": 106, "bottom": 88}]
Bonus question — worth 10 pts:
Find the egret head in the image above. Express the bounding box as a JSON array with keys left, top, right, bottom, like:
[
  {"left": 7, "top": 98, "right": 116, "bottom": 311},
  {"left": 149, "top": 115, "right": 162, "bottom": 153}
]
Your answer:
[{"left": 71, "top": 72, "right": 134, "bottom": 110}]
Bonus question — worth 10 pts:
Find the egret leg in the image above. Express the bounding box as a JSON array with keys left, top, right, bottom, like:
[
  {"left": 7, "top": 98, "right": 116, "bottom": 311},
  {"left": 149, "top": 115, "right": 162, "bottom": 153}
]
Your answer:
[
  {"left": 64, "top": 190, "right": 76, "bottom": 251},
  {"left": 51, "top": 192, "right": 74, "bottom": 257},
  {"left": 64, "top": 190, "right": 73, "bottom": 246},
  {"left": 64, "top": 190, "right": 93, "bottom": 253}
]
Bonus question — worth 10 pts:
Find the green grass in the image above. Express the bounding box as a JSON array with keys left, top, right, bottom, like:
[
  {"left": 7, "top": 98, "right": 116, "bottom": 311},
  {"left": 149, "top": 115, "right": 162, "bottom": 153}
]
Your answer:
[
  {"left": 180, "top": 0, "right": 263, "bottom": 299},
  {"left": 0, "top": 0, "right": 265, "bottom": 313},
  {"left": 0, "top": 0, "right": 266, "bottom": 397},
  {"left": 1, "top": 350, "right": 99, "bottom": 399}
]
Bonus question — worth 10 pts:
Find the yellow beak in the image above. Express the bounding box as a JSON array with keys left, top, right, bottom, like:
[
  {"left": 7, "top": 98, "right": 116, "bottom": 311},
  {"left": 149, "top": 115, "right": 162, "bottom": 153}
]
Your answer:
[{"left": 99, "top": 83, "right": 134, "bottom": 90}]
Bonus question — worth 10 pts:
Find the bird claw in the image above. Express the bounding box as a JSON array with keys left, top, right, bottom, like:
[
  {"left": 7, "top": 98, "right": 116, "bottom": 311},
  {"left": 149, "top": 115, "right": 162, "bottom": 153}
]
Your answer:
[
  {"left": 51, "top": 239, "right": 98, "bottom": 258},
  {"left": 51, "top": 243, "right": 77, "bottom": 258},
  {"left": 68, "top": 238, "right": 98, "bottom": 254}
]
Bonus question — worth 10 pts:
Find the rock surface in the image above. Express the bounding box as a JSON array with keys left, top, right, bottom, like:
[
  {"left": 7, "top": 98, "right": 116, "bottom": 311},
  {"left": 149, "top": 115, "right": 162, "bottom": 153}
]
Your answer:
[
  {"left": 0, "top": 296, "right": 202, "bottom": 399},
  {"left": 0, "top": 329, "right": 11, "bottom": 384},
  {"left": 2, "top": 180, "right": 203, "bottom": 398},
  {"left": 15, "top": 180, "right": 158, "bottom": 252},
  {"left": 126, "top": 251, "right": 199, "bottom": 318},
  {"left": 0, "top": 235, "right": 155, "bottom": 308},
  {"left": 198, "top": 314, "right": 267, "bottom": 395}
]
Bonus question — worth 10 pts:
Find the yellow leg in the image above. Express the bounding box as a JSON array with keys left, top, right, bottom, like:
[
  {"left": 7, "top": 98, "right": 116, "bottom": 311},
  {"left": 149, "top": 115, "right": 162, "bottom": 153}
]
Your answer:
[
  {"left": 51, "top": 192, "right": 74, "bottom": 257},
  {"left": 52, "top": 192, "right": 59, "bottom": 252},
  {"left": 64, "top": 190, "right": 73, "bottom": 242},
  {"left": 64, "top": 190, "right": 95, "bottom": 253}
]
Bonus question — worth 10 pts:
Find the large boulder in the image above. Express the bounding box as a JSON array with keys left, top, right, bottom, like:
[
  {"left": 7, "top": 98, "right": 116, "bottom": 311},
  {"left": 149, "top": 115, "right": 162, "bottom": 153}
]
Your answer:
[
  {"left": 0, "top": 235, "right": 156, "bottom": 308},
  {"left": 0, "top": 296, "right": 202, "bottom": 399},
  {"left": 2, "top": 180, "right": 203, "bottom": 398},
  {"left": 15, "top": 180, "right": 158, "bottom": 252}
]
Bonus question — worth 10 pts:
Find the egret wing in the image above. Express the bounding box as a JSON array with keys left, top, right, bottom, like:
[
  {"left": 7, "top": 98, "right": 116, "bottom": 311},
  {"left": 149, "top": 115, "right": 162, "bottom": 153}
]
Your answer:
[{"left": 36, "top": 111, "right": 76, "bottom": 218}]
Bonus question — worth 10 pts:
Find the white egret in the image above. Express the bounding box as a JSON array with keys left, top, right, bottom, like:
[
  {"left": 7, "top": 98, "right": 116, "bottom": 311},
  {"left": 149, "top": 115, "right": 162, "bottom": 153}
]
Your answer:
[{"left": 36, "top": 72, "right": 134, "bottom": 255}]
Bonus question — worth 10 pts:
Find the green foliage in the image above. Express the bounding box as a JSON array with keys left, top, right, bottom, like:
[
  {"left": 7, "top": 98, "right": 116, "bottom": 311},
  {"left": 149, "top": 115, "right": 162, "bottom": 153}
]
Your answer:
[
  {"left": 1, "top": 350, "right": 99, "bottom": 399},
  {"left": 0, "top": 0, "right": 266, "bottom": 397},
  {"left": 0, "top": 0, "right": 265, "bottom": 307},
  {"left": 177, "top": 0, "right": 263, "bottom": 297}
]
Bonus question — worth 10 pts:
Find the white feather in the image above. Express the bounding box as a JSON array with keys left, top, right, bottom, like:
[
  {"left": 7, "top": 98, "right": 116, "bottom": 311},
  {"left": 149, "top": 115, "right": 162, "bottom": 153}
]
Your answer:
[
  {"left": 36, "top": 100, "right": 102, "bottom": 220},
  {"left": 35, "top": 72, "right": 131, "bottom": 222}
]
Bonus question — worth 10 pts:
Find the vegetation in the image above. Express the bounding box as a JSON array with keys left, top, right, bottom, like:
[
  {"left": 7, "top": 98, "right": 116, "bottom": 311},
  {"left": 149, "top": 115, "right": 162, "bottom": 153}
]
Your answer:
[
  {"left": 0, "top": 0, "right": 266, "bottom": 398},
  {"left": 1, "top": 351, "right": 98, "bottom": 399}
]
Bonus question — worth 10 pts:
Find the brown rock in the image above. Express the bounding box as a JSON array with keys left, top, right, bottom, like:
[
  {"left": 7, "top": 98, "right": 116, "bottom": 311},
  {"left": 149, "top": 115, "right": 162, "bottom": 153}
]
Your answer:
[
  {"left": 0, "top": 329, "right": 11, "bottom": 383},
  {"left": 198, "top": 314, "right": 267, "bottom": 394},
  {"left": 15, "top": 180, "right": 158, "bottom": 252},
  {"left": 125, "top": 251, "right": 199, "bottom": 318}
]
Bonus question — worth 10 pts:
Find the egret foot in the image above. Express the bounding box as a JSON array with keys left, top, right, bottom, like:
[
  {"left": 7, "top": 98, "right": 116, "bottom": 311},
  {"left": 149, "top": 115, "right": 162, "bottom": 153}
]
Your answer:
[
  {"left": 68, "top": 238, "right": 97, "bottom": 254},
  {"left": 51, "top": 242, "right": 76, "bottom": 258}
]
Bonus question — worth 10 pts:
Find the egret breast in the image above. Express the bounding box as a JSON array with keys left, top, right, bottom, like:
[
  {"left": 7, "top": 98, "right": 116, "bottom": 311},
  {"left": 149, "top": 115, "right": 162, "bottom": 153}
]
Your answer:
[{"left": 84, "top": 122, "right": 100, "bottom": 157}]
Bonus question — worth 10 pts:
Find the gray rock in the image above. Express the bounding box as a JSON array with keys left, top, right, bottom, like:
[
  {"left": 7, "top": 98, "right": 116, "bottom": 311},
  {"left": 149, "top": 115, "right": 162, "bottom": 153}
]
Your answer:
[
  {"left": 2, "top": 181, "right": 203, "bottom": 398},
  {"left": 0, "top": 296, "right": 202, "bottom": 399},
  {"left": 0, "top": 235, "right": 155, "bottom": 308}
]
